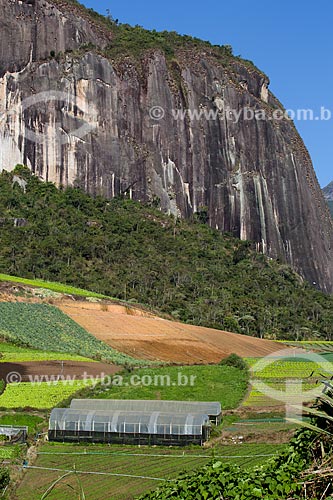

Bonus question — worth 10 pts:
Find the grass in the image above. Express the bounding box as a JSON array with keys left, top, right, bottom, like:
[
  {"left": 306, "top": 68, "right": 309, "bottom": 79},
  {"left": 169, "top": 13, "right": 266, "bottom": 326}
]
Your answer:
[
  {"left": 0, "top": 302, "right": 141, "bottom": 365},
  {"left": 0, "top": 342, "right": 93, "bottom": 363},
  {"left": 223, "top": 417, "right": 295, "bottom": 436},
  {"left": 15, "top": 442, "right": 285, "bottom": 500},
  {"left": 0, "top": 273, "right": 111, "bottom": 299},
  {"left": 0, "top": 380, "right": 96, "bottom": 410},
  {"left": 0, "top": 413, "right": 44, "bottom": 433},
  {"left": 91, "top": 365, "right": 249, "bottom": 410}
]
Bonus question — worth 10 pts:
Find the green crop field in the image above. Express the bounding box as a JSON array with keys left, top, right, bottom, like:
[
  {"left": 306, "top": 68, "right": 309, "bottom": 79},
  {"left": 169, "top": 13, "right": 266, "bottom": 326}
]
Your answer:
[
  {"left": 92, "top": 365, "right": 249, "bottom": 410},
  {"left": 243, "top": 357, "right": 329, "bottom": 407},
  {"left": 0, "top": 303, "right": 140, "bottom": 365},
  {"left": 246, "top": 358, "right": 332, "bottom": 379},
  {"left": 280, "top": 340, "right": 333, "bottom": 353},
  {"left": 243, "top": 381, "right": 321, "bottom": 407},
  {"left": 0, "top": 342, "right": 93, "bottom": 363},
  {"left": 15, "top": 442, "right": 286, "bottom": 500},
  {"left": 0, "top": 446, "right": 21, "bottom": 459},
  {"left": 0, "top": 380, "right": 96, "bottom": 410}
]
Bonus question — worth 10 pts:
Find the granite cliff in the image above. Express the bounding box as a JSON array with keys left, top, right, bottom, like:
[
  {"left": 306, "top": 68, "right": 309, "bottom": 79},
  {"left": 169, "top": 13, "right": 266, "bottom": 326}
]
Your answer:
[
  {"left": 323, "top": 181, "right": 333, "bottom": 201},
  {"left": 323, "top": 181, "right": 333, "bottom": 217},
  {"left": 0, "top": 0, "right": 332, "bottom": 292}
]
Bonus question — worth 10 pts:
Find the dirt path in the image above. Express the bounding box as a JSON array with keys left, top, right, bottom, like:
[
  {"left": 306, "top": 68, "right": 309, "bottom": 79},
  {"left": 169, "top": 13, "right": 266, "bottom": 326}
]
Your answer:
[{"left": 0, "top": 361, "right": 121, "bottom": 382}]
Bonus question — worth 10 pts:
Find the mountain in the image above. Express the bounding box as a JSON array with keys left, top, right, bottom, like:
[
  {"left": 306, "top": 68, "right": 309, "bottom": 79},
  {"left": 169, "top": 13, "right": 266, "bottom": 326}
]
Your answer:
[
  {"left": 0, "top": 167, "right": 332, "bottom": 340},
  {"left": 323, "top": 181, "right": 333, "bottom": 217},
  {"left": 0, "top": 0, "right": 332, "bottom": 293},
  {"left": 323, "top": 181, "right": 333, "bottom": 200}
]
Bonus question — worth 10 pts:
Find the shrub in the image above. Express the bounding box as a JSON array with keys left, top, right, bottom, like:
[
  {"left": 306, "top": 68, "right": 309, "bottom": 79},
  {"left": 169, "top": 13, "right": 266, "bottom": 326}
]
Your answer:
[{"left": 219, "top": 353, "right": 248, "bottom": 371}]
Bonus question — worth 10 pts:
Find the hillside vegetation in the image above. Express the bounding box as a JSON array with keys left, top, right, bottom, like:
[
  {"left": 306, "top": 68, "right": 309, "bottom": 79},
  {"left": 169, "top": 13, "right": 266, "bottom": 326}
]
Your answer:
[
  {"left": 51, "top": 0, "right": 262, "bottom": 74},
  {"left": 0, "top": 166, "right": 332, "bottom": 340}
]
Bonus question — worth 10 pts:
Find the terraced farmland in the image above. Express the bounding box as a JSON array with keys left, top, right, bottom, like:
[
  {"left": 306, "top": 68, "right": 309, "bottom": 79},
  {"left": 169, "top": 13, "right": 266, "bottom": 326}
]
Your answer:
[
  {"left": 246, "top": 357, "right": 332, "bottom": 379},
  {"left": 243, "top": 356, "right": 331, "bottom": 408},
  {"left": 0, "top": 303, "right": 140, "bottom": 365},
  {"left": 243, "top": 381, "right": 321, "bottom": 407},
  {"left": 280, "top": 341, "right": 333, "bottom": 353},
  {"left": 15, "top": 443, "right": 286, "bottom": 500}
]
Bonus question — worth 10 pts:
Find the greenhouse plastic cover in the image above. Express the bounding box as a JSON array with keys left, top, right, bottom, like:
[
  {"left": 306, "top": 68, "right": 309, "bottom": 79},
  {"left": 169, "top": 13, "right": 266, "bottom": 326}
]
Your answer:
[
  {"left": 0, "top": 426, "right": 27, "bottom": 437},
  {"left": 70, "top": 399, "right": 222, "bottom": 416},
  {"left": 49, "top": 409, "right": 211, "bottom": 436}
]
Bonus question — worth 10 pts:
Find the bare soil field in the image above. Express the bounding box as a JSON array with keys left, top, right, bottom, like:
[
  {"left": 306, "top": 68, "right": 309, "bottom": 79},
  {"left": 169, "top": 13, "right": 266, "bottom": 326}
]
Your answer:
[
  {"left": 0, "top": 361, "right": 120, "bottom": 382},
  {"left": 59, "top": 301, "right": 281, "bottom": 364}
]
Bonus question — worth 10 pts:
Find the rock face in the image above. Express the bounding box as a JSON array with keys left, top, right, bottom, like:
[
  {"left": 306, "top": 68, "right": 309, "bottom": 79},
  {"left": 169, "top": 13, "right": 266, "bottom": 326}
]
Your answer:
[
  {"left": 323, "top": 181, "right": 333, "bottom": 201},
  {"left": 323, "top": 182, "right": 333, "bottom": 218},
  {"left": 0, "top": 0, "right": 332, "bottom": 293}
]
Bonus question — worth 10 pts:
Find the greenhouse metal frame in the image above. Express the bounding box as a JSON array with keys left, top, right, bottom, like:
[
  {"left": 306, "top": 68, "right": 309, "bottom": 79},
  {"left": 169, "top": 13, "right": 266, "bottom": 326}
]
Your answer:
[
  {"left": 48, "top": 409, "right": 211, "bottom": 446},
  {"left": 0, "top": 425, "right": 28, "bottom": 443},
  {"left": 70, "top": 399, "right": 222, "bottom": 425}
]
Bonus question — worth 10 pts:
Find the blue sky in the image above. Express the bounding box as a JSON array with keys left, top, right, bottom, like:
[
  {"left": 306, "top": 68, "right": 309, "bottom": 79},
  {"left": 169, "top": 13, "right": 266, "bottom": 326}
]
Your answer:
[{"left": 83, "top": 0, "right": 332, "bottom": 187}]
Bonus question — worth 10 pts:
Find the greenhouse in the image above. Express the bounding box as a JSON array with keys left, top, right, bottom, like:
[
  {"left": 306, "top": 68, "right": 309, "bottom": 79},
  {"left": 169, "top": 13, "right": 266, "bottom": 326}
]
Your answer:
[
  {"left": 48, "top": 409, "right": 211, "bottom": 445},
  {"left": 70, "top": 399, "right": 222, "bottom": 425},
  {"left": 0, "top": 426, "right": 28, "bottom": 443}
]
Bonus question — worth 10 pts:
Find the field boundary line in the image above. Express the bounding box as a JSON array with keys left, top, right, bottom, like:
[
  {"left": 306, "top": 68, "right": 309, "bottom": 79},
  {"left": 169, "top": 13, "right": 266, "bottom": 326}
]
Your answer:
[
  {"left": 25, "top": 466, "right": 171, "bottom": 481},
  {"left": 36, "top": 452, "right": 277, "bottom": 458}
]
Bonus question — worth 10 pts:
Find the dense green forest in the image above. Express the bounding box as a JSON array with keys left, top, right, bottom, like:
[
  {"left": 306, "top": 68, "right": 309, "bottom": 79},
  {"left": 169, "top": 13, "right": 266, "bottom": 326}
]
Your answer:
[{"left": 0, "top": 166, "right": 332, "bottom": 340}]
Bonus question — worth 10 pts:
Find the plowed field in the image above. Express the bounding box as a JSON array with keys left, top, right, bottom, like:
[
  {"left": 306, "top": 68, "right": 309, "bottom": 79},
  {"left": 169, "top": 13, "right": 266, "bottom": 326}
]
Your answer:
[{"left": 59, "top": 302, "right": 280, "bottom": 364}]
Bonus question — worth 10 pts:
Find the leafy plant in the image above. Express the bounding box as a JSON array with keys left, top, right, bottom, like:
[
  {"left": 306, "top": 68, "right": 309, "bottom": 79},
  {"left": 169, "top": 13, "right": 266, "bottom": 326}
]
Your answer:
[
  {"left": 137, "top": 425, "right": 319, "bottom": 499},
  {"left": 139, "top": 380, "right": 333, "bottom": 499}
]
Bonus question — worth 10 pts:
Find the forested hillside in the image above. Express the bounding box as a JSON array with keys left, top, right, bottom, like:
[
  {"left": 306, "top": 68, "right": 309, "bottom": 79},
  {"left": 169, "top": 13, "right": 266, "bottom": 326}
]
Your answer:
[{"left": 0, "top": 166, "right": 332, "bottom": 340}]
